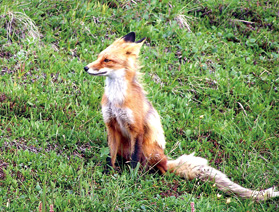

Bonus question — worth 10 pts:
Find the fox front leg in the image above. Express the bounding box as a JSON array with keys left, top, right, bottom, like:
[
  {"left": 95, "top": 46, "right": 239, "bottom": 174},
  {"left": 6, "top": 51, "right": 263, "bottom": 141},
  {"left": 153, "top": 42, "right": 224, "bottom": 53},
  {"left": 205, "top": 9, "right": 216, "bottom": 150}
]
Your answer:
[
  {"left": 130, "top": 134, "right": 143, "bottom": 168},
  {"left": 105, "top": 140, "right": 113, "bottom": 168},
  {"left": 103, "top": 134, "right": 114, "bottom": 173},
  {"left": 106, "top": 125, "right": 121, "bottom": 169}
]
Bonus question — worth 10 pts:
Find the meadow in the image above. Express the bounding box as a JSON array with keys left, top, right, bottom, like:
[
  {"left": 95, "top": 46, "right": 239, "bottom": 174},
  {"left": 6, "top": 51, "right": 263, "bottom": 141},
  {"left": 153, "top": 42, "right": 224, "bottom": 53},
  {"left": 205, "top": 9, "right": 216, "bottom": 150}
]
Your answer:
[{"left": 0, "top": 0, "right": 278, "bottom": 211}]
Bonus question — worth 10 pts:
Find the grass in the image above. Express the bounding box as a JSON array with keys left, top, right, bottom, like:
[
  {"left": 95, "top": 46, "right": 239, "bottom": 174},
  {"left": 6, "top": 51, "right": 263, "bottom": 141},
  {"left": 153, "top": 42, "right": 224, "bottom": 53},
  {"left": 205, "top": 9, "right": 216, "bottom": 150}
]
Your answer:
[{"left": 0, "top": 0, "right": 278, "bottom": 211}]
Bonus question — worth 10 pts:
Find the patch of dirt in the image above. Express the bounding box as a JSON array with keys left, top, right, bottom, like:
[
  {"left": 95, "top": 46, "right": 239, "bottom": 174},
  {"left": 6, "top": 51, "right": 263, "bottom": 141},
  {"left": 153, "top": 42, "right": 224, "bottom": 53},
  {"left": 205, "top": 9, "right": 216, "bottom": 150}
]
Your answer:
[
  {"left": 0, "top": 93, "right": 7, "bottom": 102},
  {"left": 159, "top": 180, "right": 185, "bottom": 198},
  {"left": 1, "top": 67, "right": 14, "bottom": 75},
  {"left": 204, "top": 77, "right": 218, "bottom": 89},
  {"left": 0, "top": 50, "right": 13, "bottom": 59},
  {"left": 0, "top": 92, "right": 79, "bottom": 121},
  {"left": 190, "top": 5, "right": 275, "bottom": 30},
  {"left": 197, "top": 132, "right": 228, "bottom": 167},
  {"left": 188, "top": 5, "right": 278, "bottom": 51},
  {"left": 73, "top": 142, "right": 93, "bottom": 157},
  {"left": 45, "top": 143, "right": 63, "bottom": 154},
  {"left": 3, "top": 140, "right": 42, "bottom": 154},
  {"left": 0, "top": 160, "right": 8, "bottom": 181},
  {"left": 16, "top": 170, "right": 25, "bottom": 182},
  {"left": 1, "top": 135, "right": 101, "bottom": 163},
  {"left": 0, "top": 98, "right": 28, "bottom": 118}
]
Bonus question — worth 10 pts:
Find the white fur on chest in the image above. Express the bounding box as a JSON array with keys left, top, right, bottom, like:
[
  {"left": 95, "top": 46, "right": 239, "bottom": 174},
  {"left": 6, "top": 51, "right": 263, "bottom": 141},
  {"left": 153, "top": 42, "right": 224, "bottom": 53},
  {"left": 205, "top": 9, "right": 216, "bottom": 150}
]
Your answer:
[
  {"left": 102, "top": 104, "right": 134, "bottom": 137},
  {"left": 102, "top": 68, "right": 134, "bottom": 137},
  {"left": 104, "top": 68, "right": 127, "bottom": 104}
]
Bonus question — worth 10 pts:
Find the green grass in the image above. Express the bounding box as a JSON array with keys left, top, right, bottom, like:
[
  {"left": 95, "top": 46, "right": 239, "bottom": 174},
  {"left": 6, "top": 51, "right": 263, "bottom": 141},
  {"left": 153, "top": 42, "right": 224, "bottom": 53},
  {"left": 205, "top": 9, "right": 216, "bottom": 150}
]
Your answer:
[{"left": 0, "top": 0, "right": 278, "bottom": 211}]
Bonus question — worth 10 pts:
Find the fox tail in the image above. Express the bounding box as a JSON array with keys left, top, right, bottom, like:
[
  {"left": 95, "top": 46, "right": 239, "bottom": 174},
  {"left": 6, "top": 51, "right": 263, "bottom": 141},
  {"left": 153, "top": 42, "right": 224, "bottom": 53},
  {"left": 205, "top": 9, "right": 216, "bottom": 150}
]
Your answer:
[{"left": 167, "top": 153, "right": 279, "bottom": 201}]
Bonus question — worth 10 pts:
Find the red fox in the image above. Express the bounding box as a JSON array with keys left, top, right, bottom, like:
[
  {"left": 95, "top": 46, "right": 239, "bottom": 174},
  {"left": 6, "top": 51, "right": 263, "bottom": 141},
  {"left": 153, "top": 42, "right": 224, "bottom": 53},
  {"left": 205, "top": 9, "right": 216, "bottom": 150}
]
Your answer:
[{"left": 84, "top": 32, "right": 279, "bottom": 201}]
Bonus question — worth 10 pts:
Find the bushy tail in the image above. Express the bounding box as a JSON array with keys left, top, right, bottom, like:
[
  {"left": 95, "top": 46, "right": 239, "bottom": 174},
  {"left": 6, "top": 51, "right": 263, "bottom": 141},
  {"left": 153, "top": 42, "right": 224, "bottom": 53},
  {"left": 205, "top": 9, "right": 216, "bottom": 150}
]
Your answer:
[{"left": 167, "top": 153, "right": 279, "bottom": 201}]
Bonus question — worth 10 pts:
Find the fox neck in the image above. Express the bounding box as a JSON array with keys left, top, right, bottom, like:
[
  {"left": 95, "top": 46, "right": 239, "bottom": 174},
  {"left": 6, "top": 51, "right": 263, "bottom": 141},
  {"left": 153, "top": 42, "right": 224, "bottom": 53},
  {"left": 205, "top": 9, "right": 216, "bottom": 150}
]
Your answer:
[{"left": 104, "top": 68, "right": 128, "bottom": 105}]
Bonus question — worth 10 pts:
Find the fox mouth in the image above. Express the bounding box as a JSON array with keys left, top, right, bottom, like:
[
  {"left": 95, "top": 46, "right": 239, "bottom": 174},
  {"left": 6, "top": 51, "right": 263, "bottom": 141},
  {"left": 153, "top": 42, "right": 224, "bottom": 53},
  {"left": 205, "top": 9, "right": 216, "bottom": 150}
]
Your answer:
[{"left": 88, "top": 71, "right": 107, "bottom": 76}]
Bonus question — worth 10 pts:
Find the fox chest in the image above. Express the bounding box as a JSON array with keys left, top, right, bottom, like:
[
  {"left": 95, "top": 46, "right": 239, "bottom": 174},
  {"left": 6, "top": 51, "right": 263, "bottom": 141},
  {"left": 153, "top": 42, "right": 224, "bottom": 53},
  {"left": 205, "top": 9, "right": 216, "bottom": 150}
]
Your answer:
[{"left": 102, "top": 104, "right": 134, "bottom": 137}]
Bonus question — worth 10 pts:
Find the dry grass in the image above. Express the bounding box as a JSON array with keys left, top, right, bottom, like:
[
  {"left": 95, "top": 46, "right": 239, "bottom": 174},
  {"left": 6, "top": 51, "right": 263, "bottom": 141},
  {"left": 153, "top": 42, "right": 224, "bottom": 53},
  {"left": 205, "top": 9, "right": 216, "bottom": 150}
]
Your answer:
[
  {"left": 174, "top": 14, "right": 193, "bottom": 32},
  {"left": 5, "top": 11, "right": 40, "bottom": 42}
]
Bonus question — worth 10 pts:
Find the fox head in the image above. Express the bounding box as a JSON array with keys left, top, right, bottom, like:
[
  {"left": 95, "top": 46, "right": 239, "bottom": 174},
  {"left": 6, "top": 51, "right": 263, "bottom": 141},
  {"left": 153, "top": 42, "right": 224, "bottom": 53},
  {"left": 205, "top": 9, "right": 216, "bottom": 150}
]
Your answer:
[{"left": 84, "top": 32, "right": 145, "bottom": 79}]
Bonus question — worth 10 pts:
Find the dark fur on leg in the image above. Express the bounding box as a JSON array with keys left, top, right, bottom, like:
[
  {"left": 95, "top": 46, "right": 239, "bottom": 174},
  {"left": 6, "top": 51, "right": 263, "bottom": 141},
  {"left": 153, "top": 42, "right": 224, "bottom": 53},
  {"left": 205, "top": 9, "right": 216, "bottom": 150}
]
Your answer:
[
  {"left": 103, "top": 154, "right": 113, "bottom": 174},
  {"left": 130, "top": 134, "right": 143, "bottom": 168},
  {"left": 103, "top": 154, "right": 127, "bottom": 174}
]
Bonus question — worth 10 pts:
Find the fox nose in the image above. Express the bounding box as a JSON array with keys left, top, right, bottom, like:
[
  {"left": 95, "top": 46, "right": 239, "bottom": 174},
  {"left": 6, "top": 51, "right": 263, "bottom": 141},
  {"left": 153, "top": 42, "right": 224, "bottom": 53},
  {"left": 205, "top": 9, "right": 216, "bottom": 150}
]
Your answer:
[{"left": 84, "top": 66, "right": 89, "bottom": 72}]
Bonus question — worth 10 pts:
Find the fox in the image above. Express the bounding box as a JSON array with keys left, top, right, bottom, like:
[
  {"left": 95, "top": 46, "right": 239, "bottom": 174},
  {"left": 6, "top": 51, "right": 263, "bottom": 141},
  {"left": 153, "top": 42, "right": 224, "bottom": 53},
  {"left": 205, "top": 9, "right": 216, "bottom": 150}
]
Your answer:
[{"left": 84, "top": 32, "right": 279, "bottom": 201}]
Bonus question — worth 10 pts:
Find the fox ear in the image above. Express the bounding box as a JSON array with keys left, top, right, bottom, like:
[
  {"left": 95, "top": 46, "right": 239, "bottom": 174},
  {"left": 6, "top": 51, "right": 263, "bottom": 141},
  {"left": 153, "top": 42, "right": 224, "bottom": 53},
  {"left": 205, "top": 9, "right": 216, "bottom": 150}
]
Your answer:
[
  {"left": 122, "top": 32, "right": 136, "bottom": 42},
  {"left": 125, "top": 41, "right": 144, "bottom": 56},
  {"left": 135, "top": 37, "right": 146, "bottom": 43}
]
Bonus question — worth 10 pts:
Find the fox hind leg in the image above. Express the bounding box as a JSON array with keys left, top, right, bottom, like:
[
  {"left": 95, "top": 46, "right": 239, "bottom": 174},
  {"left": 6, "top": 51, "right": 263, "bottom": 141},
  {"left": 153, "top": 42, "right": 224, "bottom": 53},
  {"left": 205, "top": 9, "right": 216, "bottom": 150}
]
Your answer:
[{"left": 156, "top": 155, "right": 168, "bottom": 174}]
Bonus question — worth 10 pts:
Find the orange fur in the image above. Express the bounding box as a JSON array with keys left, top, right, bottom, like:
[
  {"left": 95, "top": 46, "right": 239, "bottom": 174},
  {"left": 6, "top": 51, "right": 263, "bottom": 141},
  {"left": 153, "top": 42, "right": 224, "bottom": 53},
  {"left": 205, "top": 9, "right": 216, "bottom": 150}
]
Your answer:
[{"left": 85, "top": 32, "right": 165, "bottom": 171}]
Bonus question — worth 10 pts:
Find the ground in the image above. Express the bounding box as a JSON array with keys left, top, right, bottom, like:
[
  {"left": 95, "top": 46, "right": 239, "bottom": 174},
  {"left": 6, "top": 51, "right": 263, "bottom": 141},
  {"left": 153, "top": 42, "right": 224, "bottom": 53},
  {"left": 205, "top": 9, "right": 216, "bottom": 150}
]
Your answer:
[{"left": 0, "top": 0, "right": 278, "bottom": 211}]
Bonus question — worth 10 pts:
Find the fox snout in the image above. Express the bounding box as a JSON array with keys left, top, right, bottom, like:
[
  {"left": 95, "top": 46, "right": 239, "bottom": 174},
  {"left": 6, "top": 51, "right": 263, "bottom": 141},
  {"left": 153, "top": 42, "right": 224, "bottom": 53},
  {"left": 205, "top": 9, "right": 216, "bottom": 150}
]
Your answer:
[{"left": 84, "top": 64, "right": 111, "bottom": 77}]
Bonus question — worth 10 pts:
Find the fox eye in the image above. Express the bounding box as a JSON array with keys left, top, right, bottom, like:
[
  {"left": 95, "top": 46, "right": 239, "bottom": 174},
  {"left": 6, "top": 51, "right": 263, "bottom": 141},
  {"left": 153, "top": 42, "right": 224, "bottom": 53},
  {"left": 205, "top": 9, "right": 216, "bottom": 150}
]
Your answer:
[{"left": 104, "top": 58, "right": 110, "bottom": 62}]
